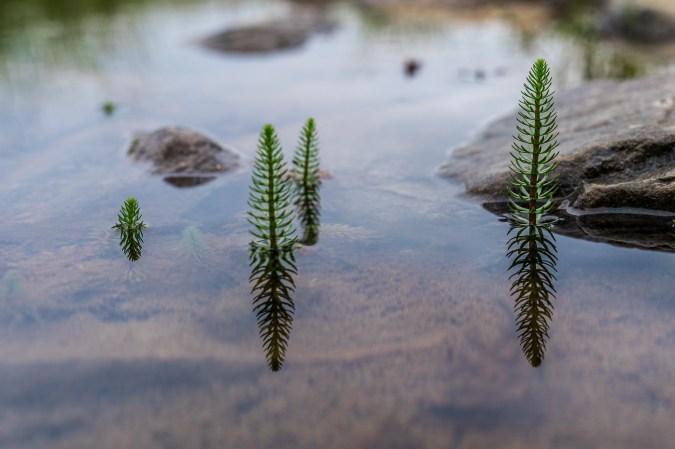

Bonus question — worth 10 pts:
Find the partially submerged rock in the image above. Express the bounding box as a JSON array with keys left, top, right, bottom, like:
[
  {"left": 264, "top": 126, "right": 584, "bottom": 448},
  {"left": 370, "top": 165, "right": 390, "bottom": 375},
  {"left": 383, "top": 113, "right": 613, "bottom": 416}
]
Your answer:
[
  {"left": 438, "top": 75, "right": 675, "bottom": 213},
  {"left": 128, "top": 127, "right": 239, "bottom": 187},
  {"left": 201, "top": 10, "right": 336, "bottom": 54}
]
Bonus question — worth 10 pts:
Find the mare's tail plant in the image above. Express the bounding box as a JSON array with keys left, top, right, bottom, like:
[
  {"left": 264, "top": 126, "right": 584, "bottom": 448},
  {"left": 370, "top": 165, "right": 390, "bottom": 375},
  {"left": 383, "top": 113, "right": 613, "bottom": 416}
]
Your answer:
[
  {"left": 506, "top": 59, "right": 561, "bottom": 367},
  {"left": 507, "top": 223, "right": 558, "bottom": 367},
  {"left": 112, "top": 197, "right": 146, "bottom": 261},
  {"left": 508, "top": 58, "right": 559, "bottom": 226},
  {"left": 292, "top": 118, "right": 321, "bottom": 246},
  {"left": 248, "top": 125, "right": 297, "bottom": 251},
  {"left": 248, "top": 124, "right": 298, "bottom": 371}
]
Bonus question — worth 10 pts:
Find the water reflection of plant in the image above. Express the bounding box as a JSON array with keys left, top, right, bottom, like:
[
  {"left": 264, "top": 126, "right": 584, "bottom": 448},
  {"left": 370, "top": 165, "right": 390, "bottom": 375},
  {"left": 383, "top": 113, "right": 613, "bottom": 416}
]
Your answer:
[
  {"left": 506, "top": 59, "right": 560, "bottom": 367},
  {"left": 292, "top": 118, "right": 321, "bottom": 246},
  {"left": 112, "top": 197, "right": 146, "bottom": 262},
  {"left": 507, "top": 223, "right": 558, "bottom": 367},
  {"left": 249, "top": 244, "right": 297, "bottom": 372},
  {"left": 248, "top": 124, "right": 298, "bottom": 371}
]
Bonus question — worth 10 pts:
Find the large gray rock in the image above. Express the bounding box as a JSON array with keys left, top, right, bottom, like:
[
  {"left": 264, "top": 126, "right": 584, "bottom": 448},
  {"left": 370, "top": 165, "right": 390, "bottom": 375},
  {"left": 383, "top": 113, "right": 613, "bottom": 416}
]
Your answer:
[
  {"left": 128, "top": 127, "right": 239, "bottom": 188},
  {"left": 201, "top": 10, "right": 336, "bottom": 54},
  {"left": 438, "top": 75, "right": 675, "bottom": 213}
]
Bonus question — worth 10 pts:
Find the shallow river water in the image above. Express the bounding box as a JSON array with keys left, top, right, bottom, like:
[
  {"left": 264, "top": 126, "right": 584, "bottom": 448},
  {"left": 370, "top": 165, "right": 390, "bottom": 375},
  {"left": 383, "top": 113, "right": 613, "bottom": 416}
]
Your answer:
[{"left": 0, "top": 1, "right": 674, "bottom": 448}]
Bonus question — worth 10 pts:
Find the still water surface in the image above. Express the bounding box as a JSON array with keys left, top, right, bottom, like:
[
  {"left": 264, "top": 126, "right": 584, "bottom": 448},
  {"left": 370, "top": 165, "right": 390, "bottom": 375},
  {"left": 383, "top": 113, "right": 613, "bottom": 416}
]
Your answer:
[{"left": 0, "top": 1, "right": 674, "bottom": 448}]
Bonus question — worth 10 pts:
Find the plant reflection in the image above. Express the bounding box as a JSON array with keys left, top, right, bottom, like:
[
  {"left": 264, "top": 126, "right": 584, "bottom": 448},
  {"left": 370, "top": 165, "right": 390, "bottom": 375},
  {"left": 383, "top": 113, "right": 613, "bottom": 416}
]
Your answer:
[
  {"left": 116, "top": 225, "right": 144, "bottom": 262},
  {"left": 249, "top": 243, "right": 297, "bottom": 372},
  {"left": 295, "top": 181, "right": 321, "bottom": 246},
  {"left": 506, "top": 223, "right": 558, "bottom": 367}
]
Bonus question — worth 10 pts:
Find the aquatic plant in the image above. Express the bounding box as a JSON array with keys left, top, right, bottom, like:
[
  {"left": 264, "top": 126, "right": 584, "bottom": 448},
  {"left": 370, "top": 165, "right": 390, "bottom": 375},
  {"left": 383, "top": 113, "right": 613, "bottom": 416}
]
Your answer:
[
  {"left": 102, "top": 101, "right": 117, "bottom": 116},
  {"left": 292, "top": 118, "right": 321, "bottom": 246},
  {"left": 507, "top": 223, "right": 558, "bottom": 367},
  {"left": 248, "top": 124, "right": 298, "bottom": 371},
  {"left": 508, "top": 58, "right": 559, "bottom": 226},
  {"left": 248, "top": 124, "right": 296, "bottom": 251},
  {"left": 112, "top": 197, "right": 146, "bottom": 262}
]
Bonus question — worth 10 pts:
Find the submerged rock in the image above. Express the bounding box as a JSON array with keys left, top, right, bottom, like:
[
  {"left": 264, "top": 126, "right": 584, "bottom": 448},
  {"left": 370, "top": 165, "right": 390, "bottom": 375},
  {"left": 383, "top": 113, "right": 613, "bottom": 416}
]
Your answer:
[
  {"left": 596, "top": 6, "right": 675, "bottom": 44},
  {"left": 128, "top": 127, "right": 239, "bottom": 188},
  {"left": 201, "top": 10, "right": 336, "bottom": 54},
  {"left": 356, "top": 0, "right": 607, "bottom": 10},
  {"left": 438, "top": 75, "right": 675, "bottom": 213}
]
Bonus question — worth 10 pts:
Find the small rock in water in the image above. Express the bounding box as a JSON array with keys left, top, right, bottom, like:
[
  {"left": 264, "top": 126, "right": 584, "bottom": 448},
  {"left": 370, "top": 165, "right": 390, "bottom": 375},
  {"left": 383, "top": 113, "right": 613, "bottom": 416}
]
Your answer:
[
  {"left": 201, "top": 10, "right": 336, "bottom": 54},
  {"left": 128, "top": 127, "right": 239, "bottom": 188},
  {"left": 404, "top": 59, "right": 422, "bottom": 78}
]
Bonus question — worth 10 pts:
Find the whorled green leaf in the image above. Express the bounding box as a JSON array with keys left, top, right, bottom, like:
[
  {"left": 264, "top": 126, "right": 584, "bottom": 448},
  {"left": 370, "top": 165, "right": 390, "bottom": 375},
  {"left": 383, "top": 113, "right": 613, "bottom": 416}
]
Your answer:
[
  {"left": 508, "top": 59, "right": 560, "bottom": 226},
  {"left": 506, "top": 223, "right": 558, "bottom": 367}
]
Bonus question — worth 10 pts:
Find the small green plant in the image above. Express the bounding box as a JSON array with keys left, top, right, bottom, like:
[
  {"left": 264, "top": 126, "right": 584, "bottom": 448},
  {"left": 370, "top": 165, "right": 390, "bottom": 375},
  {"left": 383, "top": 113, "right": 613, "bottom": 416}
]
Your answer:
[
  {"left": 248, "top": 124, "right": 298, "bottom": 371},
  {"left": 248, "top": 125, "right": 297, "bottom": 251},
  {"left": 112, "top": 197, "right": 147, "bottom": 261},
  {"left": 102, "top": 101, "right": 117, "bottom": 116},
  {"left": 292, "top": 118, "right": 321, "bottom": 246},
  {"left": 508, "top": 58, "right": 559, "bottom": 225},
  {"left": 507, "top": 223, "right": 558, "bottom": 367}
]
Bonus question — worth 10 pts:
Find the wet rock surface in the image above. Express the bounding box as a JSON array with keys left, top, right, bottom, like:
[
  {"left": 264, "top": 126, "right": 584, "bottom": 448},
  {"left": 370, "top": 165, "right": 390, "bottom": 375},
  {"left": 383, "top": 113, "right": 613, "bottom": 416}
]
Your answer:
[
  {"left": 201, "top": 10, "right": 336, "bottom": 54},
  {"left": 438, "top": 75, "right": 675, "bottom": 213},
  {"left": 128, "top": 127, "right": 239, "bottom": 187}
]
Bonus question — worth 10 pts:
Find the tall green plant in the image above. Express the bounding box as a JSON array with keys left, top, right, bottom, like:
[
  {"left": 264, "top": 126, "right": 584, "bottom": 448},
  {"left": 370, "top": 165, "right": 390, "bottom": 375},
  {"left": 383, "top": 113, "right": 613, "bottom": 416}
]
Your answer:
[
  {"left": 248, "top": 124, "right": 298, "bottom": 371},
  {"left": 505, "top": 59, "right": 562, "bottom": 366},
  {"left": 292, "top": 118, "right": 321, "bottom": 246},
  {"left": 508, "top": 58, "right": 559, "bottom": 225},
  {"left": 248, "top": 125, "right": 297, "bottom": 251},
  {"left": 112, "top": 197, "right": 146, "bottom": 262}
]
